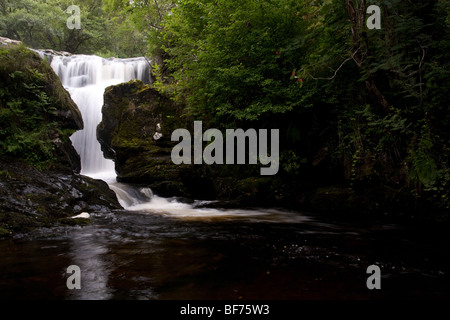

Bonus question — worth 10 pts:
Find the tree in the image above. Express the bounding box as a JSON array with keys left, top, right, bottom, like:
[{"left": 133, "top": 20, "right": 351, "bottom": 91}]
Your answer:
[
  {"left": 157, "top": 0, "right": 450, "bottom": 208},
  {"left": 160, "top": 0, "right": 309, "bottom": 125},
  {"left": 0, "top": 0, "right": 146, "bottom": 56},
  {"left": 103, "top": 0, "right": 176, "bottom": 59}
]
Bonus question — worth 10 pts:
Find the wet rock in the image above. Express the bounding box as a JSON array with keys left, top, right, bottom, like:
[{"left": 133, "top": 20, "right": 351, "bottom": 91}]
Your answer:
[
  {"left": 97, "top": 80, "right": 194, "bottom": 196},
  {"left": 0, "top": 160, "right": 121, "bottom": 236}
]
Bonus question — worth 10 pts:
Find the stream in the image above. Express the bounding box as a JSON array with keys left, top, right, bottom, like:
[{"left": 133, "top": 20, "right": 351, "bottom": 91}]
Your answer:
[{"left": 1, "top": 202, "right": 449, "bottom": 300}]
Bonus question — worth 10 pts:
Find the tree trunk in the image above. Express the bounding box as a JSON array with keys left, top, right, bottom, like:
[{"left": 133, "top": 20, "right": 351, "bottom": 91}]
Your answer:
[
  {"left": 345, "top": 0, "right": 390, "bottom": 113},
  {"left": 45, "top": 32, "right": 56, "bottom": 49}
]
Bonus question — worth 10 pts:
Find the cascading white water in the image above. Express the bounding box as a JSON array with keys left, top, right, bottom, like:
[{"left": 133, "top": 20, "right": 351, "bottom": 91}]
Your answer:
[
  {"left": 44, "top": 52, "right": 307, "bottom": 223},
  {"left": 49, "top": 54, "right": 150, "bottom": 180}
]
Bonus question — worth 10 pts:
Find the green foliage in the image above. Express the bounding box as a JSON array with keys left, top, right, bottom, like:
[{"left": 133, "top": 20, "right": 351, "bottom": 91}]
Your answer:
[
  {"left": 160, "top": 0, "right": 309, "bottom": 125},
  {"left": 102, "top": 0, "right": 175, "bottom": 58},
  {"left": 0, "top": 46, "right": 60, "bottom": 167},
  {"left": 149, "top": 0, "right": 450, "bottom": 209},
  {"left": 280, "top": 150, "right": 306, "bottom": 176}
]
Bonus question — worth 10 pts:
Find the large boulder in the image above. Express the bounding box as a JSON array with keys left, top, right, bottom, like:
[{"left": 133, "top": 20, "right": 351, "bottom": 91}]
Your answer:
[
  {"left": 98, "top": 80, "right": 205, "bottom": 197},
  {"left": 0, "top": 161, "right": 121, "bottom": 236}
]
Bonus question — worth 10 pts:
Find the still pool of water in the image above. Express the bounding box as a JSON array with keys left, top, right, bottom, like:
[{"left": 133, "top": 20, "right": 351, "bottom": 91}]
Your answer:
[{"left": 1, "top": 206, "right": 449, "bottom": 300}]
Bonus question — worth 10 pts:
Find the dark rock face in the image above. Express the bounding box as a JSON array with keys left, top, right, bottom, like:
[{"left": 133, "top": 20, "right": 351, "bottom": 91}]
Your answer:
[
  {"left": 43, "top": 55, "right": 84, "bottom": 172},
  {"left": 98, "top": 80, "right": 196, "bottom": 197},
  {"left": 0, "top": 161, "right": 121, "bottom": 235}
]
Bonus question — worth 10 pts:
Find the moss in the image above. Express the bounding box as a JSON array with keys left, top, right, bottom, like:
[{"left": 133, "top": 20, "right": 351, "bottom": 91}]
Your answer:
[
  {"left": 314, "top": 185, "right": 351, "bottom": 196},
  {"left": 0, "top": 170, "right": 12, "bottom": 179},
  {"left": 0, "top": 226, "right": 13, "bottom": 237},
  {"left": 119, "top": 157, "right": 181, "bottom": 183},
  {"left": 0, "top": 45, "right": 82, "bottom": 170},
  {"left": 0, "top": 211, "right": 40, "bottom": 234}
]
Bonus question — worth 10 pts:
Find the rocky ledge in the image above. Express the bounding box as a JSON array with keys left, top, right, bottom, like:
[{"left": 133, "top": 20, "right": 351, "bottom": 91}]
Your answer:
[
  {"left": 0, "top": 160, "right": 121, "bottom": 236},
  {"left": 97, "top": 80, "right": 203, "bottom": 197}
]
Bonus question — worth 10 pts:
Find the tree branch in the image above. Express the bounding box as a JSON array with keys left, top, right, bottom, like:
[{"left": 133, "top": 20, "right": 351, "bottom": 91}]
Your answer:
[
  {"left": 154, "top": 0, "right": 163, "bottom": 24},
  {"left": 308, "top": 47, "right": 361, "bottom": 81},
  {"left": 346, "top": 0, "right": 390, "bottom": 113},
  {"left": 418, "top": 46, "right": 426, "bottom": 106}
]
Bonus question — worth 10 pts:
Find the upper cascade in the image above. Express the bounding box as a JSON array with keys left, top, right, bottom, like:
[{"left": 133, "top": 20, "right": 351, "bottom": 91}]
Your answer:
[
  {"left": 50, "top": 54, "right": 151, "bottom": 88},
  {"left": 35, "top": 50, "right": 151, "bottom": 178}
]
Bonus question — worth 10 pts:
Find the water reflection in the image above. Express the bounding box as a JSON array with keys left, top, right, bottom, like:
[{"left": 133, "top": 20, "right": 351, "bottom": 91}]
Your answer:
[{"left": 66, "top": 230, "right": 114, "bottom": 300}]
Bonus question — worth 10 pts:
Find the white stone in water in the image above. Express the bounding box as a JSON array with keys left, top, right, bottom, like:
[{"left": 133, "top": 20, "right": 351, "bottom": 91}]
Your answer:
[{"left": 72, "top": 212, "right": 90, "bottom": 219}]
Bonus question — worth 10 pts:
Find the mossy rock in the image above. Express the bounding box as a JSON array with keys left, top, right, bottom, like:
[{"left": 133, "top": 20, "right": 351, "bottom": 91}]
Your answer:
[
  {"left": 98, "top": 80, "right": 203, "bottom": 197},
  {"left": 98, "top": 80, "right": 187, "bottom": 161},
  {"left": 0, "top": 44, "right": 83, "bottom": 171},
  {"left": 0, "top": 226, "right": 13, "bottom": 237}
]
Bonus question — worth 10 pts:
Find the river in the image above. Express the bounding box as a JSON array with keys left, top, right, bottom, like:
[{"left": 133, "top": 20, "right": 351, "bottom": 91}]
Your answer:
[{"left": 1, "top": 204, "right": 449, "bottom": 300}]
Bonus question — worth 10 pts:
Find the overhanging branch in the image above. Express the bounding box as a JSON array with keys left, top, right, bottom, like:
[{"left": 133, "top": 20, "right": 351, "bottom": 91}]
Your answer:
[{"left": 308, "top": 47, "right": 361, "bottom": 81}]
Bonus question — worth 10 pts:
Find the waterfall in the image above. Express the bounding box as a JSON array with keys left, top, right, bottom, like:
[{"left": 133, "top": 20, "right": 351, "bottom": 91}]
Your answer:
[
  {"left": 49, "top": 54, "right": 150, "bottom": 180},
  {"left": 44, "top": 51, "right": 303, "bottom": 222}
]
